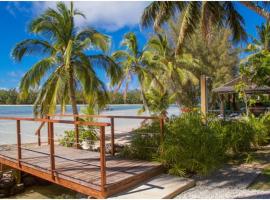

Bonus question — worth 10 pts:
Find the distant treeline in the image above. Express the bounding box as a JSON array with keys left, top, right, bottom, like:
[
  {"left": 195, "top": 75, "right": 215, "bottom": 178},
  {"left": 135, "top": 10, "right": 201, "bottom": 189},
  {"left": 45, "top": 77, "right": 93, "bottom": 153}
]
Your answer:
[{"left": 0, "top": 89, "right": 142, "bottom": 105}]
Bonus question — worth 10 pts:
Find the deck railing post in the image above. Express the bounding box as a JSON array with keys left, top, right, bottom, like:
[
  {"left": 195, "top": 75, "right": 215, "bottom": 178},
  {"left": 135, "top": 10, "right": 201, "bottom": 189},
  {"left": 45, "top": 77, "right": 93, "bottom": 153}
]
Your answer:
[
  {"left": 75, "top": 116, "right": 80, "bottom": 149},
  {"left": 16, "top": 120, "right": 21, "bottom": 167},
  {"left": 100, "top": 126, "right": 106, "bottom": 191},
  {"left": 110, "top": 117, "right": 115, "bottom": 156},
  {"left": 49, "top": 121, "right": 55, "bottom": 180},
  {"left": 37, "top": 129, "right": 41, "bottom": 146},
  {"left": 47, "top": 116, "right": 50, "bottom": 145}
]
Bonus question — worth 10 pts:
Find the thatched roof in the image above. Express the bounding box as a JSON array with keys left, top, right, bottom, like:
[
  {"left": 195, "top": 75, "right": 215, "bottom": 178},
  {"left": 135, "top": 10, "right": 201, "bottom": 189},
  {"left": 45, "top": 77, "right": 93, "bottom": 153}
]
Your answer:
[{"left": 212, "top": 76, "right": 270, "bottom": 94}]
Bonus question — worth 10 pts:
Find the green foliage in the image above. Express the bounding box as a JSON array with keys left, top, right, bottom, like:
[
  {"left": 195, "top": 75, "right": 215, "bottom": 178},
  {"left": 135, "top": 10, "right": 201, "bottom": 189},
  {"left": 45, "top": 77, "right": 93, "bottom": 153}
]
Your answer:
[
  {"left": 59, "top": 128, "right": 97, "bottom": 147},
  {"left": 13, "top": 2, "right": 122, "bottom": 116},
  {"left": 119, "top": 121, "right": 161, "bottom": 160},
  {"left": 0, "top": 89, "right": 38, "bottom": 104},
  {"left": 161, "top": 112, "right": 226, "bottom": 176},
  {"left": 120, "top": 112, "right": 270, "bottom": 176}
]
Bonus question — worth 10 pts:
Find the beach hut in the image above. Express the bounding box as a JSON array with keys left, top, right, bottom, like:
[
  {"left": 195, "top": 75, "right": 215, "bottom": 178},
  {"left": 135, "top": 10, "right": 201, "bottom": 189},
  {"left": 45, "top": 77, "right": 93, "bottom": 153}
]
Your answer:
[{"left": 212, "top": 76, "right": 270, "bottom": 117}]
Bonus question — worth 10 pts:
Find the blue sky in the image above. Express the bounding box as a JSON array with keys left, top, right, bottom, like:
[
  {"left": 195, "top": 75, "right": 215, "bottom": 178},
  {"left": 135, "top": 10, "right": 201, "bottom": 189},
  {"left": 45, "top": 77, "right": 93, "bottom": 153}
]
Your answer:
[{"left": 0, "top": 1, "right": 266, "bottom": 90}]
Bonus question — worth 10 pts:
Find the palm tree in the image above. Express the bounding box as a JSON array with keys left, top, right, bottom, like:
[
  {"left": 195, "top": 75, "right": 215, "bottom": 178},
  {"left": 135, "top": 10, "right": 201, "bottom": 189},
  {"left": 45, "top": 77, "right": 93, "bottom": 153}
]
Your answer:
[
  {"left": 141, "top": 1, "right": 270, "bottom": 56},
  {"left": 144, "top": 33, "right": 199, "bottom": 108},
  {"left": 112, "top": 32, "right": 152, "bottom": 108},
  {"left": 12, "top": 2, "right": 122, "bottom": 117},
  {"left": 241, "top": 22, "right": 270, "bottom": 86}
]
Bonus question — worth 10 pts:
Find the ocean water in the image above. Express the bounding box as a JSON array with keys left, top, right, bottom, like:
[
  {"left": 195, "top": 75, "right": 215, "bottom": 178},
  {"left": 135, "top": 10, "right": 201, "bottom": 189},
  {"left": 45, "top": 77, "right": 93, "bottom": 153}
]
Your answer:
[{"left": 0, "top": 104, "right": 180, "bottom": 144}]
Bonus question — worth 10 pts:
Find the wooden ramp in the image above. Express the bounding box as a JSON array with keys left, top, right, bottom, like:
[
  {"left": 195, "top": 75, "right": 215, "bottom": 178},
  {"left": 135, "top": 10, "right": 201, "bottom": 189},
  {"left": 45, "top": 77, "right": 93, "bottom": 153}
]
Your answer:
[{"left": 0, "top": 144, "right": 163, "bottom": 198}]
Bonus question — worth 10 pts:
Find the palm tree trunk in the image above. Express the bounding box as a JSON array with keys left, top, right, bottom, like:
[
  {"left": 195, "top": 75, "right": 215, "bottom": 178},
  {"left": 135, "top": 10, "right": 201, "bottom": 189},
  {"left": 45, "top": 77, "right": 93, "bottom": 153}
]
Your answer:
[{"left": 68, "top": 68, "right": 78, "bottom": 117}]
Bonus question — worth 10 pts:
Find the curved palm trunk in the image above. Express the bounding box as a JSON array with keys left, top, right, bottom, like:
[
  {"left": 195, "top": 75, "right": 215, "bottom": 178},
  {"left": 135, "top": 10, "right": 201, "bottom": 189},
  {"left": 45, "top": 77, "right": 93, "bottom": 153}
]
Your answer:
[
  {"left": 68, "top": 68, "right": 79, "bottom": 116},
  {"left": 68, "top": 68, "right": 80, "bottom": 148}
]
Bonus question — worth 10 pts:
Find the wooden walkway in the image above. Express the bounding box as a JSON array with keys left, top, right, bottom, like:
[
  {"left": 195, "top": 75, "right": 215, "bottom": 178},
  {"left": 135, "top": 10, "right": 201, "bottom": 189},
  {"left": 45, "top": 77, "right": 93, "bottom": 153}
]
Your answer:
[
  {"left": 0, "top": 115, "right": 164, "bottom": 198},
  {"left": 0, "top": 145, "right": 162, "bottom": 198}
]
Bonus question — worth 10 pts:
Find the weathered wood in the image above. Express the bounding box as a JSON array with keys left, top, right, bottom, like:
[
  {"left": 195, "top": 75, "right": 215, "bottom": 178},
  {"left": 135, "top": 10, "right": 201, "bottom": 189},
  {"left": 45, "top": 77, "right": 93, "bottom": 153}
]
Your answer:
[
  {"left": 75, "top": 116, "right": 80, "bottom": 149},
  {"left": 0, "top": 117, "right": 111, "bottom": 127},
  {"left": 48, "top": 113, "right": 160, "bottom": 120},
  {"left": 0, "top": 145, "right": 163, "bottom": 198},
  {"left": 100, "top": 126, "right": 106, "bottom": 191},
  {"left": 49, "top": 122, "right": 55, "bottom": 180},
  {"left": 16, "top": 120, "right": 21, "bottom": 167},
  {"left": 110, "top": 117, "right": 115, "bottom": 156},
  {"left": 200, "top": 75, "right": 208, "bottom": 117}
]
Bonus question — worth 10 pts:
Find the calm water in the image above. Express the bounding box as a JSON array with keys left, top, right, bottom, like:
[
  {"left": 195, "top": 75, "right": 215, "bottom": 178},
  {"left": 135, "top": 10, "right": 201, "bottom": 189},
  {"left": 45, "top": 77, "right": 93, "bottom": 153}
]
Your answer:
[{"left": 0, "top": 104, "right": 180, "bottom": 144}]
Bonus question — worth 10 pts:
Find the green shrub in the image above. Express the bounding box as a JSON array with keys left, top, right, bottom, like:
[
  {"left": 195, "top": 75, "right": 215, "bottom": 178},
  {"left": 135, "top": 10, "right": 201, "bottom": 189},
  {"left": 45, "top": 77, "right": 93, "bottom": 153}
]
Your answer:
[
  {"left": 161, "top": 112, "right": 226, "bottom": 176},
  {"left": 59, "top": 128, "right": 97, "bottom": 147},
  {"left": 119, "top": 120, "right": 161, "bottom": 160},
  {"left": 119, "top": 111, "right": 270, "bottom": 177},
  {"left": 222, "top": 120, "right": 255, "bottom": 153}
]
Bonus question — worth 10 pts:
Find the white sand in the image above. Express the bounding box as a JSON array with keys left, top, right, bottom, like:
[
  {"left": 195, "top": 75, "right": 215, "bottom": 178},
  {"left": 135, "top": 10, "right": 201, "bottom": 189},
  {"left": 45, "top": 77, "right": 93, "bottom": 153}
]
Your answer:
[{"left": 0, "top": 105, "right": 180, "bottom": 145}]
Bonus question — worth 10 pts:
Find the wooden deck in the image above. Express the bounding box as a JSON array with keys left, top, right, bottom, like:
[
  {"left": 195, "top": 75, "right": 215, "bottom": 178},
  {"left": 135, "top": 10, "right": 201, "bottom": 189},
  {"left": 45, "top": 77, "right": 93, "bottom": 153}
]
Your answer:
[
  {"left": 0, "top": 144, "right": 163, "bottom": 198},
  {"left": 0, "top": 115, "right": 164, "bottom": 198}
]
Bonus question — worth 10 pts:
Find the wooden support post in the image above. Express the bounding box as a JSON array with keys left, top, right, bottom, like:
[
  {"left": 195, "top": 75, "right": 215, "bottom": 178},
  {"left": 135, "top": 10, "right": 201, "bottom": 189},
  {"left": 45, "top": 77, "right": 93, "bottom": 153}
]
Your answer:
[
  {"left": 16, "top": 120, "right": 21, "bottom": 168},
  {"left": 47, "top": 116, "right": 50, "bottom": 145},
  {"left": 110, "top": 117, "right": 115, "bottom": 156},
  {"left": 220, "top": 94, "right": 225, "bottom": 119},
  {"left": 75, "top": 116, "right": 80, "bottom": 149},
  {"left": 99, "top": 126, "right": 106, "bottom": 191},
  {"left": 160, "top": 117, "right": 164, "bottom": 144},
  {"left": 49, "top": 122, "right": 55, "bottom": 180},
  {"left": 37, "top": 130, "right": 41, "bottom": 146},
  {"left": 200, "top": 75, "right": 208, "bottom": 122}
]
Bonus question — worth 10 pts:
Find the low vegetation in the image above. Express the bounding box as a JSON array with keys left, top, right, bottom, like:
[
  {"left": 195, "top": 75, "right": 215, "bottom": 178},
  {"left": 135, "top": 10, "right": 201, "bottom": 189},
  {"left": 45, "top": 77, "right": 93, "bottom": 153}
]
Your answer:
[{"left": 119, "top": 111, "right": 270, "bottom": 176}]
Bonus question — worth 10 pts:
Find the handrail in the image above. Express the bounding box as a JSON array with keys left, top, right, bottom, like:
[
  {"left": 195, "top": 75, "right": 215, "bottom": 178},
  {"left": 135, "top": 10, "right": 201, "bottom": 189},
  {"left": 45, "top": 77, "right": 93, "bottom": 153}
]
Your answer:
[
  {"left": 0, "top": 117, "right": 111, "bottom": 127},
  {"left": 0, "top": 116, "right": 108, "bottom": 188},
  {"left": 48, "top": 114, "right": 165, "bottom": 156},
  {"left": 47, "top": 113, "right": 163, "bottom": 120},
  {"left": 35, "top": 122, "right": 46, "bottom": 135},
  {"left": 35, "top": 121, "right": 46, "bottom": 146}
]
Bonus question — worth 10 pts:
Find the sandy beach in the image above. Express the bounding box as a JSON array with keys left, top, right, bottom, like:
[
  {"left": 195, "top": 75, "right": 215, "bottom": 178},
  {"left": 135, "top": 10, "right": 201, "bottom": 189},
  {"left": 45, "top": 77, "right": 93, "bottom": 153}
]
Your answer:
[{"left": 0, "top": 105, "right": 180, "bottom": 145}]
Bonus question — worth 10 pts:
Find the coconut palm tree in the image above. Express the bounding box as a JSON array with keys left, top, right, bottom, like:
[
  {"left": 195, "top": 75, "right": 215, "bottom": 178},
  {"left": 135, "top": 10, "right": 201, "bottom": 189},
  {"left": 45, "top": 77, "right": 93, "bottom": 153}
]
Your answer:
[
  {"left": 12, "top": 2, "right": 122, "bottom": 117},
  {"left": 112, "top": 32, "right": 153, "bottom": 108},
  {"left": 144, "top": 33, "right": 199, "bottom": 108},
  {"left": 141, "top": 1, "right": 270, "bottom": 55}
]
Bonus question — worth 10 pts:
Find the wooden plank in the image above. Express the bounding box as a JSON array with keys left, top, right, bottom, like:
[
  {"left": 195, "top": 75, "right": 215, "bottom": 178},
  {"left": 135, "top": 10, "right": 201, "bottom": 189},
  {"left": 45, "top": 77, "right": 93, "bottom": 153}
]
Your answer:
[
  {"left": 16, "top": 120, "right": 21, "bottom": 168},
  {"left": 0, "top": 144, "right": 163, "bottom": 198},
  {"left": 0, "top": 117, "right": 110, "bottom": 127}
]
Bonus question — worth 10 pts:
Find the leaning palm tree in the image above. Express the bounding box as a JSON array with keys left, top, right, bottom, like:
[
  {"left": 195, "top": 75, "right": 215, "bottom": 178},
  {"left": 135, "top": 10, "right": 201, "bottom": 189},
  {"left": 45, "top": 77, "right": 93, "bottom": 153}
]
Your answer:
[
  {"left": 12, "top": 2, "right": 122, "bottom": 117},
  {"left": 112, "top": 32, "right": 151, "bottom": 107},
  {"left": 141, "top": 1, "right": 270, "bottom": 55}
]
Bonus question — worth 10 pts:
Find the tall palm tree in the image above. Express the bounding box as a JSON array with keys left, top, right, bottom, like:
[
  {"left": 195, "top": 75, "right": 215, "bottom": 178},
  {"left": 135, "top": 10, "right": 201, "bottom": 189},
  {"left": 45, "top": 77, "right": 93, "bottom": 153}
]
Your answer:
[
  {"left": 12, "top": 2, "right": 122, "bottom": 117},
  {"left": 144, "top": 33, "right": 199, "bottom": 107},
  {"left": 112, "top": 32, "right": 151, "bottom": 108},
  {"left": 141, "top": 1, "right": 270, "bottom": 56}
]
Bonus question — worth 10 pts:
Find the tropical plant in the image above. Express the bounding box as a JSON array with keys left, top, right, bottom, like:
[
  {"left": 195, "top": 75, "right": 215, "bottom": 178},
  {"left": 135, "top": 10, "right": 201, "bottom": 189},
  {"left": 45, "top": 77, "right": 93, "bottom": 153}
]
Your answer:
[
  {"left": 12, "top": 2, "right": 122, "bottom": 117},
  {"left": 143, "top": 33, "right": 199, "bottom": 108},
  {"left": 141, "top": 1, "right": 251, "bottom": 56},
  {"left": 167, "top": 18, "right": 239, "bottom": 109},
  {"left": 112, "top": 32, "right": 156, "bottom": 109}
]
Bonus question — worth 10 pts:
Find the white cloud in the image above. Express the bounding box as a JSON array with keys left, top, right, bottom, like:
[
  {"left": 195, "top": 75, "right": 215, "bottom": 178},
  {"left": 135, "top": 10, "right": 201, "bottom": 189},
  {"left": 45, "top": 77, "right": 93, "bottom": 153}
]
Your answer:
[{"left": 31, "top": 1, "right": 150, "bottom": 32}]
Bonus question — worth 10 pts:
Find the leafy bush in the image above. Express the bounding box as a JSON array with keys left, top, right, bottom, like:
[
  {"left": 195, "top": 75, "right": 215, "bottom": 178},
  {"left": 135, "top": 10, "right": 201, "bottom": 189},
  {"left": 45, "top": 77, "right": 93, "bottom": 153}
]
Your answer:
[
  {"left": 161, "top": 112, "right": 226, "bottom": 176},
  {"left": 119, "top": 111, "right": 270, "bottom": 177},
  {"left": 222, "top": 120, "right": 255, "bottom": 153},
  {"left": 119, "top": 120, "right": 161, "bottom": 160},
  {"left": 59, "top": 128, "right": 97, "bottom": 148}
]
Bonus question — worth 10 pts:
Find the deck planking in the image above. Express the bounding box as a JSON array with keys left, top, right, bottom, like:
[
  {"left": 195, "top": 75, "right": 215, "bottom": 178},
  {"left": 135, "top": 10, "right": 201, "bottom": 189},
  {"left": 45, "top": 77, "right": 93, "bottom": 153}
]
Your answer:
[{"left": 0, "top": 144, "right": 163, "bottom": 198}]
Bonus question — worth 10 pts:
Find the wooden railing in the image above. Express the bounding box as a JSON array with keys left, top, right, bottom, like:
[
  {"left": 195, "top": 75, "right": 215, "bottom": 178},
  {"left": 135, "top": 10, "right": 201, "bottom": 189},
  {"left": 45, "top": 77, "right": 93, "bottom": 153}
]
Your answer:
[
  {"left": 0, "top": 117, "right": 110, "bottom": 188},
  {"left": 47, "top": 114, "right": 165, "bottom": 156}
]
